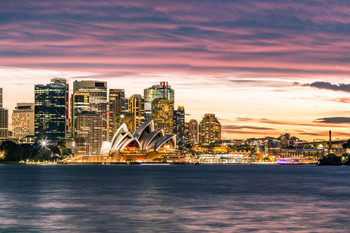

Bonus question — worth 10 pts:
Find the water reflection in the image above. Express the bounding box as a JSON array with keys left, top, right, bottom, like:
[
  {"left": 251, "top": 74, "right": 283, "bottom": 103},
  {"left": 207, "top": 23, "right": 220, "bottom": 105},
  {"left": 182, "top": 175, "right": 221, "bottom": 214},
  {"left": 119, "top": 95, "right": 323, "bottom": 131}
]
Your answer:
[{"left": 0, "top": 165, "right": 350, "bottom": 232}]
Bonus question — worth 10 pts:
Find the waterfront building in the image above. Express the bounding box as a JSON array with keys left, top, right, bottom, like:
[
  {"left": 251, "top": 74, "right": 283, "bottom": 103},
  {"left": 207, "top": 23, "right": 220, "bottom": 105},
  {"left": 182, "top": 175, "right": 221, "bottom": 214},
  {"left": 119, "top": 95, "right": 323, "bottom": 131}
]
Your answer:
[
  {"left": 100, "top": 120, "right": 179, "bottom": 162},
  {"left": 72, "top": 81, "right": 108, "bottom": 152},
  {"left": 151, "top": 98, "right": 174, "bottom": 134},
  {"left": 173, "top": 106, "right": 185, "bottom": 145},
  {"left": 74, "top": 111, "right": 103, "bottom": 155},
  {"left": 193, "top": 144, "right": 230, "bottom": 154},
  {"left": 188, "top": 119, "right": 199, "bottom": 145},
  {"left": 35, "top": 79, "right": 68, "bottom": 143},
  {"left": 128, "top": 94, "right": 145, "bottom": 133},
  {"left": 0, "top": 107, "right": 8, "bottom": 140},
  {"left": 108, "top": 89, "right": 126, "bottom": 140},
  {"left": 12, "top": 103, "right": 35, "bottom": 141},
  {"left": 144, "top": 82, "right": 174, "bottom": 120},
  {"left": 199, "top": 114, "right": 221, "bottom": 145}
]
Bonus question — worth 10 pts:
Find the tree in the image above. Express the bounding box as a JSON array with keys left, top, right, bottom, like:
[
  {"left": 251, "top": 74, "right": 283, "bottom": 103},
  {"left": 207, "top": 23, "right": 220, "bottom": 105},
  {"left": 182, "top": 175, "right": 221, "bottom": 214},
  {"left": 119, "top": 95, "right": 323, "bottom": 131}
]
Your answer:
[{"left": 342, "top": 140, "right": 350, "bottom": 149}]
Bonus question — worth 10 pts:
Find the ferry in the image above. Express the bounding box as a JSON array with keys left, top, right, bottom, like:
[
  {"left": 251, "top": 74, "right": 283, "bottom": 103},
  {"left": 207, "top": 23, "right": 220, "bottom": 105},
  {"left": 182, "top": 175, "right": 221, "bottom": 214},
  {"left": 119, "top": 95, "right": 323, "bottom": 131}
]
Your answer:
[{"left": 277, "top": 158, "right": 303, "bottom": 165}]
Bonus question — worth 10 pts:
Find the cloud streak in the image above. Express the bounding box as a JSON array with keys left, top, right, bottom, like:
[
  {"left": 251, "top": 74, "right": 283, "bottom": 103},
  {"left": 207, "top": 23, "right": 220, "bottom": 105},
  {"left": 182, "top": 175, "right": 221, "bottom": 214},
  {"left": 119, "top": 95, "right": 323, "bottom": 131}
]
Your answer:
[
  {"left": 1, "top": 0, "right": 350, "bottom": 79},
  {"left": 309, "top": 82, "right": 350, "bottom": 93},
  {"left": 2, "top": 1, "right": 350, "bottom": 140},
  {"left": 314, "top": 117, "right": 350, "bottom": 124}
]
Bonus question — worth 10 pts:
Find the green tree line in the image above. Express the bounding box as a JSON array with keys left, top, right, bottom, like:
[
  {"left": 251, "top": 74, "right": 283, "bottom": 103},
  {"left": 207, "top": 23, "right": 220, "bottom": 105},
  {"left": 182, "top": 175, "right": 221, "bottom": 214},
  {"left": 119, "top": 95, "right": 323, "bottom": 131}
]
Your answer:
[{"left": 0, "top": 141, "right": 73, "bottom": 162}]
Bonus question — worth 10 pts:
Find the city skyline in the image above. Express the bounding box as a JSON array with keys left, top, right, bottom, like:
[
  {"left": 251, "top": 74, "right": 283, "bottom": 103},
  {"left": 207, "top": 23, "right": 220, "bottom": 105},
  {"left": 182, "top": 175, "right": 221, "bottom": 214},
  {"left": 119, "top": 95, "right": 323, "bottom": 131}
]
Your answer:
[{"left": 1, "top": 1, "right": 350, "bottom": 140}]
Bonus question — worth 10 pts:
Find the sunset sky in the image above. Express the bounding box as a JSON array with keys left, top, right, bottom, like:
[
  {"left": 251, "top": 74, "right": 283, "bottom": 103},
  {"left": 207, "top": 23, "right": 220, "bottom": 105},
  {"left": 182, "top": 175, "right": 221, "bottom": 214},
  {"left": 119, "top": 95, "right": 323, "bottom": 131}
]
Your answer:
[{"left": 1, "top": 0, "right": 350, "bottom": 140}]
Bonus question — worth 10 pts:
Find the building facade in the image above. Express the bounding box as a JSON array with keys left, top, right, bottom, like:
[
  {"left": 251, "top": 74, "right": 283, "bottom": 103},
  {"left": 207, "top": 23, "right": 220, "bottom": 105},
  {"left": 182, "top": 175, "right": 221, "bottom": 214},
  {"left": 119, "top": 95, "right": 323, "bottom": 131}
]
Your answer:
[
  {"left": 74, "top": 111, "right": 103, "bottom": 155},
  {"left": 72, "top": 80, "right": 108, "bottom": 153},
  {"left": 108, "top": 89, "right": 126, "bottom": 139},
  {"left": 144, "top": 82, "right": 174, "bottom": 120},
  {"left": 0, "top": 107, "right": 8, "bottom": 140},
  {"left": 173, "top": 106, "right": 185, "bottom": 145},
  {"left": 72, "top": 81, "right": 107, "bottom": 127},
  {"left": 35, "top": 79, "right": 68, "bottom": 143},
  {"left": 71, "top": 92, "right": 90, "bottom": 137},
  {"left": 52, "top": 78, "right": 69, "bottom": 134},
  {"left": 199, "top": 114, "right": 221, "bottom": 145},
  {"left": 188, "top": 119, "right": 199, "bottom": 145},
  {"left": 128, "top": 94, "right": 145, "bottom": 133},
  {"left": 151, "top": 98, "right": 174, "bottom": 134},
  {"left": 114, "top": 112, "right": 134, "bottom": 134},
  {"left": 12, "top": 103, "right": 35, "bottom": 141}
]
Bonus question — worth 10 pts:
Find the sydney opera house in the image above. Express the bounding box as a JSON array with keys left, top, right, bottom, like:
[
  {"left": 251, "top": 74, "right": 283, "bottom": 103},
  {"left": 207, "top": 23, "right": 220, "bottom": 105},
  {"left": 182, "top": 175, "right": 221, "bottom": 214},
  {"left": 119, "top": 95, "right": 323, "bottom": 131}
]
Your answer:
[{"left": 99, "top": 120, "right": 181, "bottom": 162}]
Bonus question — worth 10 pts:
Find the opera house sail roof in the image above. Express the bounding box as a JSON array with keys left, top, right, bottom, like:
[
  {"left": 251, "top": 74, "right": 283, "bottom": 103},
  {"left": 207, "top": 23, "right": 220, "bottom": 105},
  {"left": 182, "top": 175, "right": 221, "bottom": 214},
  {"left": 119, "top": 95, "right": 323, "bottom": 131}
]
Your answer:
[{"left": 100, "top": 120, "right": 176, "bottom": 155}]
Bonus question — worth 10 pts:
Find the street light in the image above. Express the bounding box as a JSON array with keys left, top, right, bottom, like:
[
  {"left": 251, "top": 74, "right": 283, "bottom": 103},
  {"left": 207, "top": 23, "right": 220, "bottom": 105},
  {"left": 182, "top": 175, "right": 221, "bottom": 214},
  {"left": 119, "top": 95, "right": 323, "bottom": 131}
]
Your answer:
[{"left": 40, "top": 139, "right": 48, "bottom": 148}]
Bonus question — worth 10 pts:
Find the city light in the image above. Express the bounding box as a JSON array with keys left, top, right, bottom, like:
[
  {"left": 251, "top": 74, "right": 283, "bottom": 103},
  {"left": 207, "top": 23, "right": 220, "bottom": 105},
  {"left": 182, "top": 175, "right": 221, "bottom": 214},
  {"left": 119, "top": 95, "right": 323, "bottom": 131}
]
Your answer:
[{"left": 40, "top": 139, "right": 48, "bottom": 148}]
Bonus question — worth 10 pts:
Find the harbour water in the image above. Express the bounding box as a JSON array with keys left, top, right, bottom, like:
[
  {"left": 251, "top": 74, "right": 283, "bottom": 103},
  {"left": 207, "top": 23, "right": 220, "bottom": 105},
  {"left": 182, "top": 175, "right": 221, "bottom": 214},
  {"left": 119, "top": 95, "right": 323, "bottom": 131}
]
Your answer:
[{"left": 1, "top": 164, "right": 350, "bottom": 232}]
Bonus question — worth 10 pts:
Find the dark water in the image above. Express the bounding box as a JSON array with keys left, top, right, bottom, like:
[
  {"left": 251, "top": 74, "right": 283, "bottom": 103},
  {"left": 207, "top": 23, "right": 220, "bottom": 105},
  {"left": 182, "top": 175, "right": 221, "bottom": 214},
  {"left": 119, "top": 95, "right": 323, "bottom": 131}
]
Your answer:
[{"left": 1, "top": 164, "right": 350, "bottom": 232}]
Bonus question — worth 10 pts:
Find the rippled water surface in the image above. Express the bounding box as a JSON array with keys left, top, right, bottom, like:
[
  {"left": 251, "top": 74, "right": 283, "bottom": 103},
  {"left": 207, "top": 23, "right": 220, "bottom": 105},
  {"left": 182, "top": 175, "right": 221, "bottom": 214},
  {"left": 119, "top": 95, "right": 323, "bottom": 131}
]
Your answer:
[{"left": 1, "top": 164, "right": 350, "bottom": 232}]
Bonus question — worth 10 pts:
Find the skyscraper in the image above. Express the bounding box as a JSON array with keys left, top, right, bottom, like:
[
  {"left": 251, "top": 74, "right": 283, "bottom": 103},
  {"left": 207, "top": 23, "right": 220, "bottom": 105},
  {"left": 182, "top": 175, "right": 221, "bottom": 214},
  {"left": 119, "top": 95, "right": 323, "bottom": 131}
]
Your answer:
[
  {"left": 71, "top": 92, "right": 90, "bottom": 137},
  {"left": 144, "top": 82, "right": 174, "bottom": 120},
  {"left": 199, "top": 114, "right": 221, "bottom": 145},
  {"left": 108, "top": 89, "right": 126, "bottom": 139},
  {"left": 35, "top": 79, "right": 68, "bottom": 143},
  {"left": 173, "top": 106, "right": 185, "bottom": 145},
  {"left": 128, "top": 94, "right": 145, "bottom": 133},
  {"left": 74, "top": 111, "right": 103, "bottom": 155},
  {"left": 151, "top": 98, "right": 174, "bottom": 134},
  {"left": 0, "top": 108, "right": 8, "bottom": 140},
  {"left": 73, "top": 81, "right": 108, "bottom": 115},
  {"left": 188, "top": 119, "right": 199, "bottom": 145},
  {"left": 0, "top": 87, "right": 7, "bottom": 140},
  {"left": 52, "top": 78, "right": 69, "bottom": 134},
  {"left": 72, "top": 81, "right": 108, "bottom": 154},
  {"left": 12, "top": 103, "right": 35, "bottom": 141}
]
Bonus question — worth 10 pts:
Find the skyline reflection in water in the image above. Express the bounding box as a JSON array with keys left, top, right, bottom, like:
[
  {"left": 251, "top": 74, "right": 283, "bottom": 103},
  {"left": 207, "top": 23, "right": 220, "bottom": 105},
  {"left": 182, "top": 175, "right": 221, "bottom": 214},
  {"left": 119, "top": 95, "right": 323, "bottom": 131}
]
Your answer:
[{"left": 1, "top": 164, "right": 350, "bottom": 232}]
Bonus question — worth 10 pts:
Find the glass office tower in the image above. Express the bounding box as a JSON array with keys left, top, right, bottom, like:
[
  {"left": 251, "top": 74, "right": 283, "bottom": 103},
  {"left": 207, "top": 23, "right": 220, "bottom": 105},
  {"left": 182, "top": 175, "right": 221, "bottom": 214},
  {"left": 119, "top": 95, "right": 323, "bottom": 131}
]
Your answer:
[
  {"left": 35, "top": 79, "right": 68, "bottom": 143},
  {"left": 144, "top": 82, "right": 174, "bottom": 120}
]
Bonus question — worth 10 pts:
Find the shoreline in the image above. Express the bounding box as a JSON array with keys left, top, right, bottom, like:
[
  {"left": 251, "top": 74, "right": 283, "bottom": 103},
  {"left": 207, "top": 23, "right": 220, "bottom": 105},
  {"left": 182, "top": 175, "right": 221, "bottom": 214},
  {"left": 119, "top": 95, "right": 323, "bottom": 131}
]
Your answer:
[{"left": 0, "top": 161, "right": 319, "bottom": 166}]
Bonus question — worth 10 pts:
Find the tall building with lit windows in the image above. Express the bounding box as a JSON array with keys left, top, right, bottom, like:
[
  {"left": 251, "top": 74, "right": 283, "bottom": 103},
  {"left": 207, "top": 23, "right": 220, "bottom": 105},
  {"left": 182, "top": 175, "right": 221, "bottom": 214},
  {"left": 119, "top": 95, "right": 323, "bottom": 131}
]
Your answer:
[
  {"left": 173, "top": 106, "right": 185, "bottom": 145},
  {"left": 72, "top": 81, "right": 108, "bottom": 127},
  {"left": 152, "top": 98, "right": 174, "bottom": 134},
  {"left": 35, "top": 79, "right": 68, "bottom": 143},
  {"left": 0, "top": 108, "right": 8, "bottom": 140},
  {"left": 52, "top": 78, "right": 69, "bottom": 134},
  {"left": 108, "top": 89, "right": 126, "bottom": 139},
  {"left": 0, "top": 87, "right": 8, "bottom": 140},
  {"left": 73, "top": 81, "right": 108, "bottom": 114},
  {"left": 72, "top": 81, "right": 107, "bottom": 154},
  {"left": 74, "top": 111, "right": 103, "bottom": 155},
  {"left": 199, "top": 114, "right": 221, "bottom": 145},
  {"left": 128, "top": 94, "right": 145, "bottom": 133},
  {"left": 144, "top": 82, "right": 174, "bottom": 120},
  {"left": 188, "top": 119, "right": 199, "bottom": 145},
  {"left": 71, "top": 92, "right": 90, "bottom": 137},
  {"left": 12, "top": 103, "right": 35, "bottom": 141},
  {"left": 114, "top": 112, "right": 134, "bottom": 133}
]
